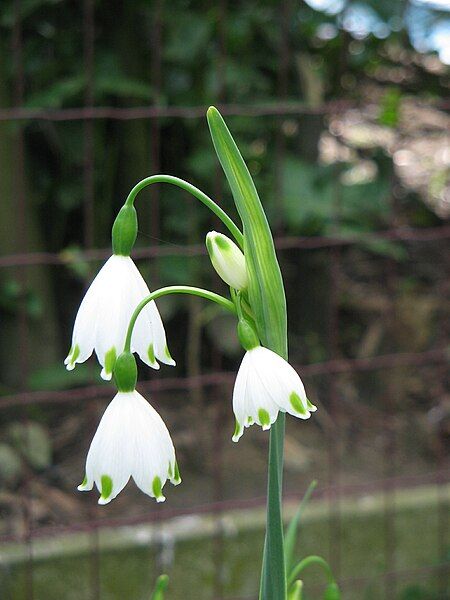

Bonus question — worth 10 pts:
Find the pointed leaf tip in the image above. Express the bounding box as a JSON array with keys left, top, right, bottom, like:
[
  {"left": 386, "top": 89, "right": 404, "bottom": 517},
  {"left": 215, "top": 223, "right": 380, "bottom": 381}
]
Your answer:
[{"left": 207, "top": 105, "right": 219, "bottom": 119}]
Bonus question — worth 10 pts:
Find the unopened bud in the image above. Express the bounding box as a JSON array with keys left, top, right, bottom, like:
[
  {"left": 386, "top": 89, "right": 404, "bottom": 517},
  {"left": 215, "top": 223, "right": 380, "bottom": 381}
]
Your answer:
[{"left": 206, "top": 231, "right": 248, "bottom": 290}]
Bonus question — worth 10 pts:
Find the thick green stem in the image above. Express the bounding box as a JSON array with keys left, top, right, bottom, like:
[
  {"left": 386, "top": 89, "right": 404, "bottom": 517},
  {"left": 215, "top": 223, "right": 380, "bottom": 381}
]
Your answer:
[
  {"left": 124, "top": 174, "right": 243, "bottom": 248},
  {"left": 260, "top": 415, "right": 286, "bottom": 599},
  {"left": 124, "top": 285, "right": 236, "bottom": 353}
]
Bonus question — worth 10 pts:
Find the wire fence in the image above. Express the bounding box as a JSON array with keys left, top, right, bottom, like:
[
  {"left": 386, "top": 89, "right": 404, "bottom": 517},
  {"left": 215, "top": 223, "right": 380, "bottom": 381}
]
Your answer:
[{"left": 1, "top": 1, "right": 449, "bottom": 599}]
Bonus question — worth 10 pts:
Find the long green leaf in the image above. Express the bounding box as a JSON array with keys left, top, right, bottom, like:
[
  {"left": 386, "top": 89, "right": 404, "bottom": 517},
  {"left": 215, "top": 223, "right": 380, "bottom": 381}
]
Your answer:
[
  {"left": 285, "top": 480, "right": 318, "bottom": 576},
  {"left": 207, "top": 106, "right": 288, "bottom": 600},
  {"left": 206, "top": 106, "right": 287, "bottom": 358}
]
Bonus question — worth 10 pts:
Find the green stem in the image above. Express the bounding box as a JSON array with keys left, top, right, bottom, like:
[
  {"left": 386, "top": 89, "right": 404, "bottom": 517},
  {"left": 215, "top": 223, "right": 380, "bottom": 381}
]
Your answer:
[
  {"left": 260, "top": 414, "right": 286, "bottom": 599},
  {"left": 124, "top": 175, "right": 243, "bottom": 248},
  {"left": 287, "top": 556, "right": 334, "bottom": 588},
  {"left": 124, "top": 285, "right": 236, "bottom": 353}
]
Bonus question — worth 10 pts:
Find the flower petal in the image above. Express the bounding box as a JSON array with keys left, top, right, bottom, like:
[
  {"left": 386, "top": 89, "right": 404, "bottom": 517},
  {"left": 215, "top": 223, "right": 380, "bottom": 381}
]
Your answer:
[
  {"left": 128, "top": 391, "right": 176, "bottom": 500},
  {"left": 94, "top": 257, "right": 133, "bottom": 372},
  {"left": 249, "top": 347, "right": 311, "bottom": 419},
  {"left": 232, "top": 352, "right": 251, "bottom": 441},
  {"left": 129, "top": 261, "right": 175, "bottom": 368},
  {"left": 65, "top": 259, "right": 110, "bottom": 369},
  {"left": 232, "top": 351, "right": 280, "bottom": 440},
  {"left": 84, "top": 392, "right": 134, "bottom": 504}
]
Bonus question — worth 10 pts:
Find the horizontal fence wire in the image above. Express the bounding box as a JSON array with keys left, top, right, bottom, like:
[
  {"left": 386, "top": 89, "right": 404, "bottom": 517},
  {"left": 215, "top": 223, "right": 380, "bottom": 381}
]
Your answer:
[
  {"left": 1, "top": 224, "right": 449, "bottom": 268},
  {"left": 0, "top": 100, "right": 387, "bottom": 121},
  {"left": 0, "top": 99, "right": 449, "bottom": 122},
  {"left": 0, "top": 348, "right": 446, "bottom": 411}
]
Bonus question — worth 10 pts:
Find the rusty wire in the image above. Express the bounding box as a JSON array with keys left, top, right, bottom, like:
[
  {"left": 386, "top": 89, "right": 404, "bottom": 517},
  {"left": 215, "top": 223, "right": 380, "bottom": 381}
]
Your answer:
[{"left": 0, "top": 224, "right": 449, "bottom": 269}]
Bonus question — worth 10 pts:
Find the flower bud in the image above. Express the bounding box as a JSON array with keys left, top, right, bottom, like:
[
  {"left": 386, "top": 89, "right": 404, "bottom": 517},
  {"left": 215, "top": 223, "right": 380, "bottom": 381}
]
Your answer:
[{"left": 206, "top": 231, "right": 248, "bottom": 290}]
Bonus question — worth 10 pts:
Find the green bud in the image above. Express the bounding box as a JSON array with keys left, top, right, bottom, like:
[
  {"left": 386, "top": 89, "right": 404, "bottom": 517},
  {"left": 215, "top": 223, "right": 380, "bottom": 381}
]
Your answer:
[
  {"left": 112, "top": 204, "right": 138, "bottom": 256},
  {"left": 206, "top": 231, "right": 248, "bottom": 290},
  {"left": 114, "top": 351, "right": 137, "bottom": 392},
  {"left": 237, "top": 318, "right": 259, "bottom": 351},
  {"left": 323, "top": 582, "right": 341, "bottom": 600}
]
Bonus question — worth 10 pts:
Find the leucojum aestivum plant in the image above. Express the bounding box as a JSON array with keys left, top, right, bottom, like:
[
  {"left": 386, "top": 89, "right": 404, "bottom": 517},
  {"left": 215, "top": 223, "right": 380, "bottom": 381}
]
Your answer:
[{"left": 65, "top": 108, "right": 340, "bottom": 600}]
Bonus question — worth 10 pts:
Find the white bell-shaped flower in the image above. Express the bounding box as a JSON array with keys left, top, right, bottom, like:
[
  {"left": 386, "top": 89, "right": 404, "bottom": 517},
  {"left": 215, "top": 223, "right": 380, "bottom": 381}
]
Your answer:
[
  {"left": 78, "top": 389, "right": 181, "bottom": 504},
  {"left": 64, "top": 255, "right": 175, "bottom": 380},
  {"left": 232, "top": 346, "right": 317, "bottom": 442}
]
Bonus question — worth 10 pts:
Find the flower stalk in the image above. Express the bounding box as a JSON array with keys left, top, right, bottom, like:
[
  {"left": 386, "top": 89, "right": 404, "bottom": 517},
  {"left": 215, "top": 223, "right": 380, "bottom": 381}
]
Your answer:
[
  {"left": 123, "top": 174, "right": 243, "bottom": 248},
  {"left": 207, "top": 106, "right": 288, "bottom": 600},
  {"left": 123, "top": 285, "right": 236, "bottom": 354}
]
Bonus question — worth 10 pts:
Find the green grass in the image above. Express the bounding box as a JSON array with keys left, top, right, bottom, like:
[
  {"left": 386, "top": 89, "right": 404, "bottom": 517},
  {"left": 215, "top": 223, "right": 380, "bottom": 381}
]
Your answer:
[{"left": 1, "top": 484, "right": 448, "bottom": 599}]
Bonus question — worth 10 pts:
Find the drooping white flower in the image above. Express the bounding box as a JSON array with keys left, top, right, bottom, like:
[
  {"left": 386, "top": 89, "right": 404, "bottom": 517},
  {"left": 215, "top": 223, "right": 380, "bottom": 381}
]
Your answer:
[
  {"left": 64, "top": 255, "right": 175, "bottom": 380},
  {"left": 232, "top": 346, "right": 317, "bottom": 442},
  {"left": 78, "top": 389, "right": 181, "bottom": 504},
  {"left": 206, "top": 231, "right": 248, "bottom": 290}
]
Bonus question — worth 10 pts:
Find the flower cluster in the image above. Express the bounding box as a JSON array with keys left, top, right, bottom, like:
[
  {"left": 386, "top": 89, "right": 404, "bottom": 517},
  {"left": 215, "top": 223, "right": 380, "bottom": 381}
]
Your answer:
[
  {"left": 66, "top": 146, "right": 317, "bottom": 506},
  {"left": 66, "top": 202, "right": 182, "bottom": 504},
  {"left": 67, "top": 225, "right": 316, "bottom": 504},
  {"left": 61, "top": 110, "right": 334, "bottom": 600}
]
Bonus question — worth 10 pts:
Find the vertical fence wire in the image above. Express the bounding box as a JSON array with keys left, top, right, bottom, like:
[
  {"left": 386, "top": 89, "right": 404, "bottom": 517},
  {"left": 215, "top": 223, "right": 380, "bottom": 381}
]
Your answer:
[
  {"left": 83, "top": 0, "right": 95, "bottom": 251},
  {"left": 149, "top": 0, "right": 165, "bottom": 579},
  {"left": 383, "top": 256, "right": 399, "bottom": 598},
  {"left": 436, "top": 276, "right": 450, "bottom": 598},
  {"left": 326, "top": 163, "right": 343, "bottom": 581},
  {"left": 82, "top": 0, "right": 101, "bottom": 597},
  {"left": 212, "top": 2, "right": 228, "bottom": 597},
  {"left": 149, "top": 0, "right": 163, "bottom": 289},
  {"left": 274, "top": 0, "right": 290, "bottom": 237},
  {"left": 11, "top": 1, "right": 34, "bottom": 598},
  {"left": 382, "top": 171, "right": 403, "bottom": 598}
]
